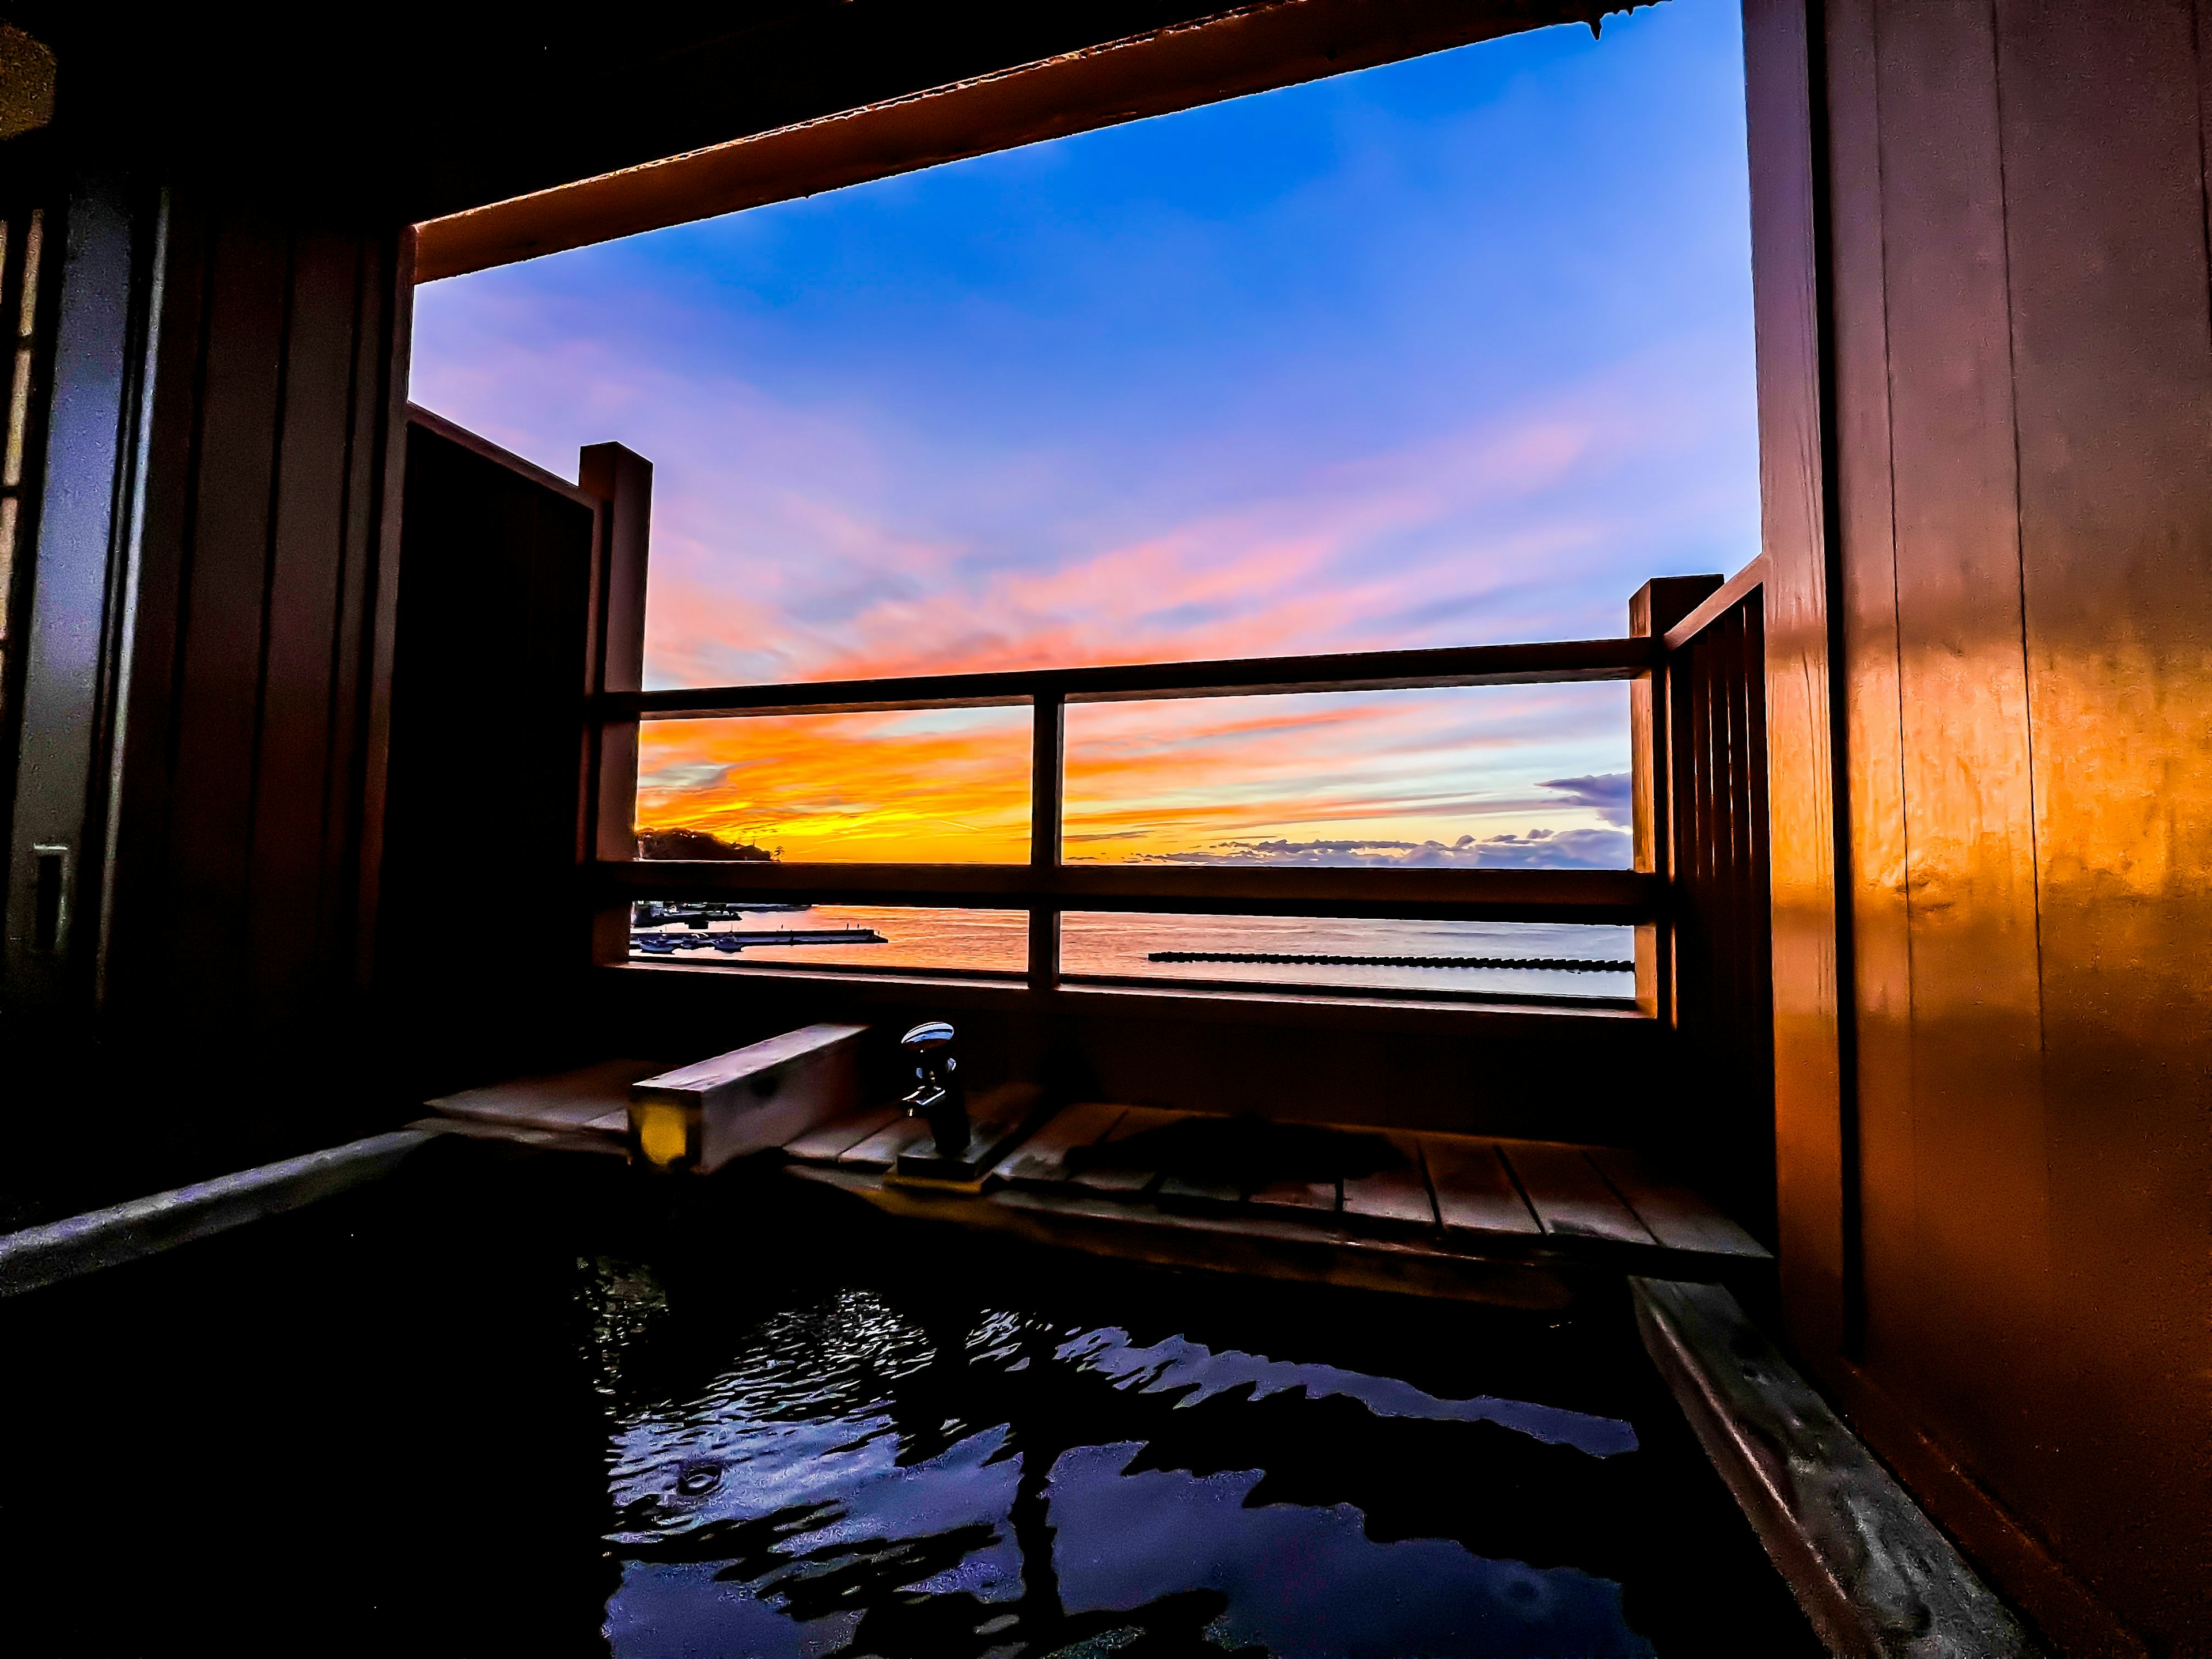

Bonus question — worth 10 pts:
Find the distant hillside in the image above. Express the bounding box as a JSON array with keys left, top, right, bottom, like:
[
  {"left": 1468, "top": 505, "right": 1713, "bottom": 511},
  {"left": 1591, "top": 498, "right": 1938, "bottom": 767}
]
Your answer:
[{"left": 636, "top": 827, "right": 776, "bottom": 861}]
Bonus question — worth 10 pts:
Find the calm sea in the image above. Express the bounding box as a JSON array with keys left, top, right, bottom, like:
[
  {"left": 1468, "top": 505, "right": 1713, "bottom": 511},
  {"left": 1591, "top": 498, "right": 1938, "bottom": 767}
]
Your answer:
[{"left": 631, "top": 906, "right": 1635, "bottom": 1001}]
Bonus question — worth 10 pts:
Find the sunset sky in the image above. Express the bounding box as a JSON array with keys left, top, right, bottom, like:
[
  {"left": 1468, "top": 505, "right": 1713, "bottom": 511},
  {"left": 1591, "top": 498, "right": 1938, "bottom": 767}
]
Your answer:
[{"left": 412, "top": 0, "right": 1755, "bottom": 866}]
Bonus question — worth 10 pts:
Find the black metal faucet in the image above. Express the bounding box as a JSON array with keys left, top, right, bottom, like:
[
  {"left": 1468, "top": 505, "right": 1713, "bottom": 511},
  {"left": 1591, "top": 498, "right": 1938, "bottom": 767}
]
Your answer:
[{"left": 900, "top": 1021, "right": 969, "bottom": 1156}]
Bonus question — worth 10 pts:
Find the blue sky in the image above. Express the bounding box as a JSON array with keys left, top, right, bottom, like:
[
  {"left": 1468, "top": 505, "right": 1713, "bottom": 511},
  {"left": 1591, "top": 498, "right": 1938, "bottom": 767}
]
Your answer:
[{"left": 412, "top": 0, "right": 1753, "bottom": 866}]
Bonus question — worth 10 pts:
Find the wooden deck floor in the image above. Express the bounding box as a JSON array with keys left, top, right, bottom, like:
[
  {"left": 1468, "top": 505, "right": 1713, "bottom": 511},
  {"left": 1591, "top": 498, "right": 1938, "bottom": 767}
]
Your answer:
[
  {"left": 418, "top": 1070, "right": 1770, "bottom": 1302},
  {"left": 780, "top": 1100, "right": 1770, "bottom": 1301}
]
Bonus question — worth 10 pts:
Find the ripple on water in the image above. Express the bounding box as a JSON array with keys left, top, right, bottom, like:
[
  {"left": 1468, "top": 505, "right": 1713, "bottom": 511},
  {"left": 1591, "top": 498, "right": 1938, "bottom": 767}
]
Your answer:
[{"left": 590, "top": 1275, "right": 1668, "bottom": 1658}]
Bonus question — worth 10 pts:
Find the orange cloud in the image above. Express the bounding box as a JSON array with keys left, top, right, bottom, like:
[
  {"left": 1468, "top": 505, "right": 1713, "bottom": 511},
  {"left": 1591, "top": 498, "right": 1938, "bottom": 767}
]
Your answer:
[
  {"left": 637, "top": 708, "right": 1033, "bottom": 862},
  {"left": 635, "top": 684, "right": 1630, "bottom": 865}
]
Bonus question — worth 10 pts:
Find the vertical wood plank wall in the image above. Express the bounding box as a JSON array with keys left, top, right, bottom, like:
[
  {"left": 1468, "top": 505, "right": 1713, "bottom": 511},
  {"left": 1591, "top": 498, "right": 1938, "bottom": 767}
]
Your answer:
[
  {"left": 380, "top": 416, "right": 600, "bottom": 1090},
  {"left": 1747, "top": 0, "right": 1850, "bottom": 1369},
  {"left": 102, "top": 194, "right": 408, "bottom": 1101},
  {"left": 1764, "top": 1, "right": 2212, "bottom": 1649},
  {"left": 1668, "top": 592, "right": 1776, "bottom": 1241}
]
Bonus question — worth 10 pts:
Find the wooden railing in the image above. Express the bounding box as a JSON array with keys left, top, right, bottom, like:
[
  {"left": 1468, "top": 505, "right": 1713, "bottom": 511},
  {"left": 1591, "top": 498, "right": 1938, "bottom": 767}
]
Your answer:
[
  {"left": 593, "top": 635, "right": 1671, "bottom": 1000},
  {"left": 588, "top": 566, "right": 1770, "bottom": 1062}
]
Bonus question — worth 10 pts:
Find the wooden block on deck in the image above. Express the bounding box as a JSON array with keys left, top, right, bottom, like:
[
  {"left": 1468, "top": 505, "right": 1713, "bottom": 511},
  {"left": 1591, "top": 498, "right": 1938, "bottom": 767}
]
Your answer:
[
  {"left": 1499, "top": 1142, "right": 1657, "bottom": 1246},
  {"left": 1586, "top": 1147, "right": 1768, "bottom": 1259},
  {"left": 1340, "top": 1132, "right": 1435, "bottom": 1230},
  {"left": 1421, "top": 1137, "right": 1540, "bottom": 1237},
  {"left": 785, "top": 1105, "right": 901, "bottom": 1165},
  {"left": 634, "top": 1024, "right": 866, "bottom": 1173},
  {"left": 990, "top": 1101, "right": 1124, "bottom": 1188}
]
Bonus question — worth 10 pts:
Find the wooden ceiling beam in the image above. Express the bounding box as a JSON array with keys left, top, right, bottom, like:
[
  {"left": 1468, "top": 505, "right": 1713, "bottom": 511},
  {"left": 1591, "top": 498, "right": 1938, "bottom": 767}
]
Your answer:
[{"left": 416, "top": 0, "right": 1612, "bottom": 281}]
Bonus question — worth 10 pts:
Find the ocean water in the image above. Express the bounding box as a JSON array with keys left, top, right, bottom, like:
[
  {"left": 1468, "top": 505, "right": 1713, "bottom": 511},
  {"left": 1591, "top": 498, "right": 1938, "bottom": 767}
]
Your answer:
[{"left": 630, "top": 906, "right": 1635, "bottom": 1001}]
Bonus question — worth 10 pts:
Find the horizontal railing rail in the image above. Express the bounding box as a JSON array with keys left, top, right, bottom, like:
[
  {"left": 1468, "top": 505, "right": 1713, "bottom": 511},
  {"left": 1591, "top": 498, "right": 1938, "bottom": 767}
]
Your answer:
[{"left": 612, "top": 636, "right": 1659, "bottom": 720}]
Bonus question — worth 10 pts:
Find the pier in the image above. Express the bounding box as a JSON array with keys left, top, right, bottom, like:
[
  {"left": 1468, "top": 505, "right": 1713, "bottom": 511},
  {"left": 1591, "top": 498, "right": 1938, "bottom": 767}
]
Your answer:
[{"left": 629, "top": 926, "right": 887, "bottom": 955}]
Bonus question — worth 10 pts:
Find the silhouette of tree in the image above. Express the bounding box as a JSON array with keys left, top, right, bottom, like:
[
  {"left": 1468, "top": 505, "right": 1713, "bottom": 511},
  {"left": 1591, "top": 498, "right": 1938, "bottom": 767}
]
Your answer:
[{"left": 636, "top": 827, "right": 776, "bottom": 861}]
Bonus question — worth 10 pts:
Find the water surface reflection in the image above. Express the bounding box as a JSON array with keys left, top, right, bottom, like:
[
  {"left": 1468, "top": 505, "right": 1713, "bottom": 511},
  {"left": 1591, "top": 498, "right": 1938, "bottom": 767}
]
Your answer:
[{"left": 588, "top": 1268, "right": 1744, "bottom": 1658}]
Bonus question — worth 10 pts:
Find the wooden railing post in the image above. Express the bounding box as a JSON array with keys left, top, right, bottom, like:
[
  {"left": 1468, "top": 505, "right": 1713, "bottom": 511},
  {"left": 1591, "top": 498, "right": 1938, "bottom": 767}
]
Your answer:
[
  {"left": 579, "top": 442, "right": 652, "bottom": 967},
  {"left": 1028, "top": 688, "right": 1065, "bottom": 991},
  {"left": 1630, "top": 575, "right": 1722, "bottom": 1019}
]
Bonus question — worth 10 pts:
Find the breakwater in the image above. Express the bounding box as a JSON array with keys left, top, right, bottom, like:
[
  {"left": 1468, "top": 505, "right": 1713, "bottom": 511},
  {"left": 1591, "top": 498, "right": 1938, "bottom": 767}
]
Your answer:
[{"left": 1146, "top": 950, "right": 1635, "bottom": 971}]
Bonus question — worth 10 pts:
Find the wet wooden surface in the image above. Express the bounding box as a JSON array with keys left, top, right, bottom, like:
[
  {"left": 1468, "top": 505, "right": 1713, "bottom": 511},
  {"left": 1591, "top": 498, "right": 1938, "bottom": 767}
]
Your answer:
[
  {"left": 792, "top": 1164, "right": 1579, "bottom": 1312},
  {"left": 1060, "top": 1105, "right": 1178, "bottom": 1196},
  {"left": 985, "top": 1100, "right": 1120, "bottom": 1187},
  {"left": 1589, "top": 1149, "right": 1759, "bottom": 1259},
  {"left": 1338, "top": 1132, "right": 1435, "bottom": 1229},
  {"left": 1245, "top": 1176, "right": 1339, "bottom": 1217},
  {"left": 1634, "top": 1277, "right": 2044, "bottom": 1659},
  {"left": 781, "top": 1102, "right": 1768, "bottom": 1283},
  {"left": 1424, "top": 1139, "right": 1541, "bottom": 1239},
  {"left": 782, "top": 1105, "right": 900, "bottom": 1165},
  {"left": 838, "top": 1115, "right": 936, "bottom": 1172},
  {"left": 1505, "top": 1142, "right": 1655, "bottom": 1247}
]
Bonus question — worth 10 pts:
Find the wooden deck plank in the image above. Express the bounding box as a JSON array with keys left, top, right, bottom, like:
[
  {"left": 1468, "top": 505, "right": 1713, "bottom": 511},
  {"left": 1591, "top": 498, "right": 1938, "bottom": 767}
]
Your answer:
[
  {"left": 785, "top": 1105, "right": 902, "bottom": 1165},
  {"left": 1339, "top": 1132, "right": 1436, "bottom": 1229},
  {"left": 1586, "top": 1147, "right": 1770, "bottom": 1259},
  {"left": 408, "top": 1117, "right": 629, "bottom": 1157},
  {"left": 1499, "top": 1142, "right": 1658, "bottom": 1245},
  {"left": 1247, "top": 1177, "right": 1339, "bottom": 1216},
  {"left": 1420, "top": 1137, "right": 1541, "bottom": 1237},
  {"left": 789, "top": 1163, "right": 1576, "bottom": 1310},
  {"left": 840, "top": 1114, "right": 935, "bottom": 1171},
  {"left": 1061, "top": 1105, "right": 1184, "bottom": 1195},
  {"left": 1157, "top": 1171, "right": 1244, "bottom": 1207},
  {"left": 426, "top": 1058, "right": 661, "bottom": 1137},
  {"left": 779, "top": 1146, "right": 1772, "bottom": 1297},
  {"left": 988, "top": 1101, "right": 1125, "bottom": 1187}
]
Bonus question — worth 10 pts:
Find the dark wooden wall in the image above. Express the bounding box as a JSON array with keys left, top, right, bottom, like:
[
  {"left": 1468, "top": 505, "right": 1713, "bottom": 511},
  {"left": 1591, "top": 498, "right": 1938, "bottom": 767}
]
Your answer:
[
  {"left": 96, "top": 194, "right": 410, "bottom": 1133},
  {"left": 1665, "top": 585, "right": 1775, "bottom": 1241},
  {"left": 600, "top": 966, "right": 1671, "bottom": 1148},
  {"left": 1758, "top": 1, "right": 2212, "bottom": 1650},
  {"left": 380, "top": 412, "right": 602, "bottom": 1092}
]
